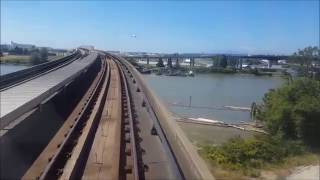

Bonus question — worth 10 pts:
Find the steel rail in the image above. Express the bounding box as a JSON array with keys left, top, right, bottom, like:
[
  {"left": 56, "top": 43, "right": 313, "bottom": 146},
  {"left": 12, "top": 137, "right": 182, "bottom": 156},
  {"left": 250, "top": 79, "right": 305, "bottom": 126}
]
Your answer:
[
  {"left": 22, "top": 56, "right": 109, "bottom": 180},
  {"left": 115, "top": 59, "right": 143, "bottom": 180},
  {"left": 107, "top": 53, "right": 214, "bottom": 179}
]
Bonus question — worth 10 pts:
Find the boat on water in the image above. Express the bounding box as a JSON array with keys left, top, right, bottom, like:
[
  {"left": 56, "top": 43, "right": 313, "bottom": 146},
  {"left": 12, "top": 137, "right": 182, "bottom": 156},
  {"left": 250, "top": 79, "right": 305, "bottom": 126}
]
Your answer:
[
  {"left": 164, "top": 70, "right": 195, "bottom": 77},
  {"left": 188, "top": 70, "right": 194, "bottom": 77},
  {"left": 140, "top": 68, "right": 151, "bottom": 74}
]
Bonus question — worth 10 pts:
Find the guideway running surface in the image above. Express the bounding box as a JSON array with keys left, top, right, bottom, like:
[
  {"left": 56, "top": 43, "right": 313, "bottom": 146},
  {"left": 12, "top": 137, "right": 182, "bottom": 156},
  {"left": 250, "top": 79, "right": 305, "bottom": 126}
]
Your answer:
[
  {"left": 0, "top": 53, "right": 98, "bottom": 129},
  {"left": 82, "top": 60, "right": 122, "bottom": 179}
]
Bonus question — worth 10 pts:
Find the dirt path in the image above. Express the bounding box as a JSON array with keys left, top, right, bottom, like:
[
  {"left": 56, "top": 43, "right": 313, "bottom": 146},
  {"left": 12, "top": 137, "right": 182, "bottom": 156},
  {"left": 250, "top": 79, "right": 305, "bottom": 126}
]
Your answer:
[{"left": 287, "top": 165, "right": 319, "bottom": 180}]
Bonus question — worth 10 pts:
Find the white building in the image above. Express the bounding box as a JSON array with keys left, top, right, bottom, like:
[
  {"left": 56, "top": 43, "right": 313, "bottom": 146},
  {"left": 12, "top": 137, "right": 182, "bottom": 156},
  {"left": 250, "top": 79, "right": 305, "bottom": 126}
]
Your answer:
[{"left": 11, "top": 41, "right": 35, "bottom": 50}]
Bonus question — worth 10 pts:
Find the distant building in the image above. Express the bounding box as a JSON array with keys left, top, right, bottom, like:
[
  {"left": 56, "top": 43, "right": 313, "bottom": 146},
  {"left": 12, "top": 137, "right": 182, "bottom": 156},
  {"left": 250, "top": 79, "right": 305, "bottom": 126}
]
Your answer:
[
  {"left": 49, "top": 49, "right": 68, "bottom": 56},
  {"left": 106, "top": 50, "right": 120, "bottom": 55},
  {"left": 0, "top": 44, "right": 11, "bottom": 52},
  {"left": 278, "top": 60, "right": 287, "bottom": 64},
  {"left": 11, "top": 41, "right": 35, "bottom": 50},
  {"left": 79, "top": 45, "right": 94, "bottom": 50}
]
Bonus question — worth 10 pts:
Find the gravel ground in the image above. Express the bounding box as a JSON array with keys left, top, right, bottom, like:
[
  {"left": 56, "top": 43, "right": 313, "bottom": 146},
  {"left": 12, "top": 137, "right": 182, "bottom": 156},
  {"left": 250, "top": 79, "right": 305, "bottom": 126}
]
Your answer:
[{"left": 178, "top": 121, "right": 255, "bottom": 145}]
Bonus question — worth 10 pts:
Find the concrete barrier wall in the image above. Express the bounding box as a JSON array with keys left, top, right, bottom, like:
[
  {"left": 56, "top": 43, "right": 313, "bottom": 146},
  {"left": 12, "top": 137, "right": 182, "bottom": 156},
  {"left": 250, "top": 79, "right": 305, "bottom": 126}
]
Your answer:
[
  {"left": 0, "top": 59, "right": 102, "bottom": 179},
  {"left": 113, "top": 54, "right": 214, "bottom": 180},
  {"left": 1, "top": 54, "right": 99, "bottom": 130},
  {"left": 0, "top": 51, "right": 79, "bottom": 89}
]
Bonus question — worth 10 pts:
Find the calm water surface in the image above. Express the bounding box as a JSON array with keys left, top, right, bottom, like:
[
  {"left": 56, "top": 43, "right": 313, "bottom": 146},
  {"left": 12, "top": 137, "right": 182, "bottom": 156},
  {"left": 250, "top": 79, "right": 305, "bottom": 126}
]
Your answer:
[
  {"left": 143, "top": 73, "right": 284, "bottom": 123},
  {"left": 0, "top": 64, "right": 30, "bottom": 75}
]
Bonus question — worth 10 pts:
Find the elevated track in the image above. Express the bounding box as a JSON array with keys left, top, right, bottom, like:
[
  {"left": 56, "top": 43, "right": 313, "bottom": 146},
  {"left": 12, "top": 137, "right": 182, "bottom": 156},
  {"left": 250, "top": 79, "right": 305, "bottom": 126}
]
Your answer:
[
  {"left": 2, "top": 50, "right": 214, "bottom": 179},
  {"left": 0, "top": 50, "right": 97, "bottom": 130}
]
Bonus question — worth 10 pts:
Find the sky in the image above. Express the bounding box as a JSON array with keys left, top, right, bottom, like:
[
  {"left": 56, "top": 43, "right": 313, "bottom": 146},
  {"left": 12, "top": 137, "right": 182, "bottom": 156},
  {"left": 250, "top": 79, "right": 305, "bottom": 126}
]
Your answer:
[{"left": 1, "top": 0, "right": 319, "bottom": 55}]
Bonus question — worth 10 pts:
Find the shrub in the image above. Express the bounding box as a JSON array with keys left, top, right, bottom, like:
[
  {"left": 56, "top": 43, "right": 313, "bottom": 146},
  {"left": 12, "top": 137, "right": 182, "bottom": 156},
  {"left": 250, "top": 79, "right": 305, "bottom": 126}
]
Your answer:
[
  {"left": 200, "top": 136, "right": 305, "bottom": 175},
  {"left": 30, "top": 52, "right": 41, "bottom": 65},
  {"left": 258, "top": 78, "right": 320, "bottom": 147}
]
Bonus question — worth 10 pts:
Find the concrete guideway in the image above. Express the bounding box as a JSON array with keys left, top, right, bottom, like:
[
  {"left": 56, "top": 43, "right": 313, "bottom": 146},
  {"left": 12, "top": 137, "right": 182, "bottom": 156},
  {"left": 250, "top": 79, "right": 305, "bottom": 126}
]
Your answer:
[
  {"left": 22, "top": 55, "right": 108, "bottom": 180},
  {"left": 0, "top": 52, "right": 98, "bottom": 130},
  {"left": 19, "top": 50, "right": 214, "bottom": 179}
]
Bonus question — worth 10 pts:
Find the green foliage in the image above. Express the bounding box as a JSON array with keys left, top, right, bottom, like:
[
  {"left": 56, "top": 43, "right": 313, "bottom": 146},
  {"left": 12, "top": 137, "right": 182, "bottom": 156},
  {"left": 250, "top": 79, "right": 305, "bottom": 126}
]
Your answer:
[
  {"left": 156, "top": 58, "right": 164, "bottom": 67},
  {"left": 219, "top": 55, "right": 228, "bottom": 68},
  {"left": 289, "top": 46, "right": 319, "bottom": 66},
  {"left": 40, "top": 48, "right": 48, "bottom": 61},
  {"left": 212, "top": 55, "right": 228, "bottom": 68},
  {"left": 30, "top": 52, "right": 41, "bottom": 65},
  {"left": 174, "top": 58, "right": 180, "bottom": 68},
  {"left": 258, "top": 78, "right": 320, "bottom": 146},
  {"left": 200, "top": 136, "right": 305, "bottom": 175},
  {"left": 167, "top": 58, "right": 173, "bottom": 68},
  {"left": 210, "top": 67, "right": 236, "bottom": 74},
  {"left": 12, "top": 47, "right": 23, "bottom": 55}
]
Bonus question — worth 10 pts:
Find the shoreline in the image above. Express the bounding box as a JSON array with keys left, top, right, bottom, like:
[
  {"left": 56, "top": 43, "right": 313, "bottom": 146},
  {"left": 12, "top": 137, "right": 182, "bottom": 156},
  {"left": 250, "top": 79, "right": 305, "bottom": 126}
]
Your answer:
[{"left": 177, "top": 116, "right": 320, "bottom": 180}]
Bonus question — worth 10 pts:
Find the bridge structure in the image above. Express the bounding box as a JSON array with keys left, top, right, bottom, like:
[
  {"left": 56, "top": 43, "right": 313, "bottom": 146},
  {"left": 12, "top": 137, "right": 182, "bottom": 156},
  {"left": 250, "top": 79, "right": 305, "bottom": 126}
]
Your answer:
[
  {"left": 0, "top": 48, "right": 214, "bottom": 179},
  {"left": 123, "top": 54, "right": 289, "bottom": 68}
]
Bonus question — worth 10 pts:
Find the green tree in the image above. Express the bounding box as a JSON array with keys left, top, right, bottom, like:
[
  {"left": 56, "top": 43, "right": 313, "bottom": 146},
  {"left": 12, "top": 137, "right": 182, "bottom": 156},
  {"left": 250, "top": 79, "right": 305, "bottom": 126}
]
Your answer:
[
  {"left": 219, "top": 55, "right": 228, "bottom": 68},
  {"left": 12, "top": 47, "right": 23, "bottom": 55},
  {"left": 212, "top": 56, "right": 219, "bottom": 67},
  {"left": 258, "top": 78, "right": 320, "bottom": 146},
  {"left": 174, "top": 58, "right": 180, "bottom": 68},
  {"left": 167, "top": 58, "right": 173, "bottom": 68},
  {"left": 30, "top": 52, "right": 41, "bottom": 65},
  {"left": 40, "top": 48, "right": 48, "bottom": 61},
  {"left": 156, "top": 58, "right": 164, "bottom": 67},
  {"left": 22, "top": 48, "right": 29, "bottom": 55},
  {"left": 212, "top": 55, "right": 228, "bottom": 68},
  {"left": 290, "top": 46, "right": 319, "bottom": 65}
]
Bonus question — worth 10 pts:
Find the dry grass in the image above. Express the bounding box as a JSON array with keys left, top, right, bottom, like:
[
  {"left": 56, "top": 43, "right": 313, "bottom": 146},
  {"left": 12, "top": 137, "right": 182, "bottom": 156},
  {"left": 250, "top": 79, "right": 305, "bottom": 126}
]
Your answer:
[
  {"left": 0, "top": 55, "right": 30, "bottom": 63},
  {"left": 199, "top": 146, "right": 319, "bottom": 179},
  {"left": 0, "top": 55, "right": 60, "bottom": 64}
]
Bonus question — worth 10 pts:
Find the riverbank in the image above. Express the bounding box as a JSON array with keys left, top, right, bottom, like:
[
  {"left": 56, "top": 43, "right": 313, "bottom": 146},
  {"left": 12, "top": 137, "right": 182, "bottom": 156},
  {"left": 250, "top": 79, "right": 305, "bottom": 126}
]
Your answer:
[
  {"left": 0, "top": 55, "right": 62, "bottom": 65},
  {"left": 0, "top": 55, "right": 31, "bottom": 64},
  {"left": 140, "top": 64, "right": 287, "bottom": 77},
  {"left": 177, "top": 119, "right": 256, "bottom": 145},
  {"left": 177, "top": 119, "right": 319, "bottom": 179}
]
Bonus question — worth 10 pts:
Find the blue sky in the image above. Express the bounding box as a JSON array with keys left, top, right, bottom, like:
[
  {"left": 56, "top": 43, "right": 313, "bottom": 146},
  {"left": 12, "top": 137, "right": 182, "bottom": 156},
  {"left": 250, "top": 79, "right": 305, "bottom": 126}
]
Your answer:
[{"left": 1, "top": 1, "right": 319, "bottom": 54}]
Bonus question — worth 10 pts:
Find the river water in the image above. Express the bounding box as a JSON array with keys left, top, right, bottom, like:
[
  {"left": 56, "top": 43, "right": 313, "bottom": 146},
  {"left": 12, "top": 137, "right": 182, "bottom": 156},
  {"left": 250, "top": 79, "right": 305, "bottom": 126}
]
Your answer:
[
  {"left": 0, "top": 64, "right": 30, "bottom": 75},
  {"left": 143, "top": 73, "right": 284, "bottom": 123},
  {"left": 1, "top": 64, "right": 284, "bottom": 123}
]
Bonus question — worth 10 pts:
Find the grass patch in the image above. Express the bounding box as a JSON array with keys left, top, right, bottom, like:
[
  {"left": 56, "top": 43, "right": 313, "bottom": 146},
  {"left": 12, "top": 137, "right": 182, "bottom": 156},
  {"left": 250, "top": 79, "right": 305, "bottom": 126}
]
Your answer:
[
  {"left": 199, "top": 135, "right": 318, "bottom": 178},
  {"left": 0, "top": 55, "right": 31, "bottom": 64},
  {"left": 1, "top": 55, "right": 60, "bottom": 64}
]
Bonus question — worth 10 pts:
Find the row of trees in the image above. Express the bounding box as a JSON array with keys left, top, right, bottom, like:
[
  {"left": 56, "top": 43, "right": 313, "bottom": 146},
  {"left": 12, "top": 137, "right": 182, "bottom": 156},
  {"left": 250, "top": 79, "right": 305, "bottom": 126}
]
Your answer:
[
  {"left": 292, "top": 46, "right": 319, "bottom": 58},
  {"left": 2, "top": 47, "right": 32, "bottom": 55},
  {"left": 289, "top": 46, "right": 319, "bottom": 65},
  {"left": 288, "top": 46, "right": 320, "bottom": 79},
  {"left": 257, "top": 46, "right": 320, "bottom": 147},
  {"left": 156, "top": 58, "right": 181, "bottom": 68}
]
